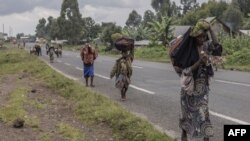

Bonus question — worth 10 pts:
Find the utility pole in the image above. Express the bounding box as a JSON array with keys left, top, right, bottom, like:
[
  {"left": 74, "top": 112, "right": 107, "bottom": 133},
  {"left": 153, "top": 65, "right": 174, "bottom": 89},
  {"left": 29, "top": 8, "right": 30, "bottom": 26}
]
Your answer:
[{"left": 2, "top": 24, "right": 4, "bottom": 34}]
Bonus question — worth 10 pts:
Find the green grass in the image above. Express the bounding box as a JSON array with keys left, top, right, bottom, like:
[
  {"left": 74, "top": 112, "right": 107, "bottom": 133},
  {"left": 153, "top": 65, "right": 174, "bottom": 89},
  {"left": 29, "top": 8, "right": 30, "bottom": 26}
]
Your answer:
[
  {"left": 0, "top": 88, "right": 29, "bottom": 123},
  {"left": 57, "top": 123, "right": 84, "bottom": 141},
  {"left": 224, "top": 64, "right": 250, "bottom": 72},
  {"left": 0, "top": 47, "right": 173, "bottom": 141},
  {"left": 0, "top": 87, "right": 41, "bottom": 128}
]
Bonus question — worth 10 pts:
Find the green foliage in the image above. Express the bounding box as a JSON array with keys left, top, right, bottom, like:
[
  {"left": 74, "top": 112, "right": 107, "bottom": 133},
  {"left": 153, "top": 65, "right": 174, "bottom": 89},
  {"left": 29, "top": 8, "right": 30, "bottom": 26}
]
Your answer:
[
  {"left": 242, "top": 18, "right": 250, "bottom": 29},
  {"left": 0, "top": 88, "right": 28, "bottom": 123},
  {"left": 111, "top": 33, "right": 123, "bottom": 42},
  {"left": 180, "top": 1, "right": 228, "bottom": 25},
  {"left": 151, "top": 0, "right": 179, "bottom": 17},
  {"left": 142, "top": 10, "right": 155, "bottom": 28},
  {"left": 220, "top": 36, "right": 250, "bottom": 55},
  {"left": 149, "top": 16, "right": 173, "bottom": 46},
  {"left": 36, "top": 18, "right": 47, "bottom": 38},
  {"left": 237, "top": 0, "right": 250, "bottom": 17},
  {"left": 181, "top": 0, "right": 199, "bottom": 15},
  {"left": 58, "top": 0, "right": 82, "bottom": 44},
  {"left": 122, "top": 25, "right": 150, "bottom": 40},
  {"left": 135, "top": 46, "right": 170, "bottom": 63},
  {"left": 57, "top": 123, "right": 84, "bottom": 141},
  {"left": 82, "top": 17, "right": 101, "bottom": 41},
  {"left": 126, "top": 10, "right": 142, "bottom": 28},
  {"left": 220, "top": 35, "right": 250, "bottom": 68},
  {"left": 99, "top": 22, "right": 122, "bottom": 48},
  {"left": 227, "top": 48, "right": 250, "bottom": 65}
]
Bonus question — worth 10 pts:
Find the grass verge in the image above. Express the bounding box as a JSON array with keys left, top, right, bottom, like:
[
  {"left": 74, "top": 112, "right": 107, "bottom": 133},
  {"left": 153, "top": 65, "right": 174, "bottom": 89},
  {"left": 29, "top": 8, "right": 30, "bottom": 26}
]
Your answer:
[
  {"left": 56, "top": 123, "right": 84, "bottom": 141},
  {"left": 0, "top": 47, "right": 173, "bottom": 141},
  {"left": 0, "top": 87, "right": 40, "bottom": 128}
]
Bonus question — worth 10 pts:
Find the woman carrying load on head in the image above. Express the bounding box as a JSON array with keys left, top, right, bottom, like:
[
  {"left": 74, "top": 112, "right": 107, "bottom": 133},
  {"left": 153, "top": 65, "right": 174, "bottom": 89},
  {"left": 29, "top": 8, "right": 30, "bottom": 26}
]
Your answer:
[
  {"left": 110, "top": 37, "right": 134, "bottom": 101},
  {"left": 170, "top": 19, "right": 223, "bottom": 141}
]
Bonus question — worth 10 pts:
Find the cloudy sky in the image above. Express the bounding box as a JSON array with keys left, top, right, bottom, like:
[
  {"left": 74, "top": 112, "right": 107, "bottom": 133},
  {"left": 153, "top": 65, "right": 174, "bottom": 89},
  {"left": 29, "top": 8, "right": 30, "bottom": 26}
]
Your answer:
[{"left": 0, "top": 0, "right": 207, "bottom": 36}]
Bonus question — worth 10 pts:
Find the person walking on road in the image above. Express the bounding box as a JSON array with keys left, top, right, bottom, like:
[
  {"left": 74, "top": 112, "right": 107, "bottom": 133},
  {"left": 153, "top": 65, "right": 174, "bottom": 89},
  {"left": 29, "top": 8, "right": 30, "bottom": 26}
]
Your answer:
[
  {"left": 110, "top": 37, "right": 134, "bottom": 101},
  {"left": 80, "top": 44, "right": 98, "bottom": 87},
  {"left": 110, "top": 51, "right": 133, "bottom": 101},
  {"left": 169, "top": 19, "right": 223, "bottom": 141}
]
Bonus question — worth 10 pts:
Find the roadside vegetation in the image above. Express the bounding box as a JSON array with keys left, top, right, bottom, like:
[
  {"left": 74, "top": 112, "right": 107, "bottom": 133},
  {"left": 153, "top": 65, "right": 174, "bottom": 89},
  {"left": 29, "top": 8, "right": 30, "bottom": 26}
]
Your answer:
[
  {"left": 32, "top": 0, "right": 250, "bottom": 72},
  {"left": 220, "top": 36, "right": 250, "bottom": 71},
  {"left": 0, "top": 46, "right": 173, "bottom": 141}
]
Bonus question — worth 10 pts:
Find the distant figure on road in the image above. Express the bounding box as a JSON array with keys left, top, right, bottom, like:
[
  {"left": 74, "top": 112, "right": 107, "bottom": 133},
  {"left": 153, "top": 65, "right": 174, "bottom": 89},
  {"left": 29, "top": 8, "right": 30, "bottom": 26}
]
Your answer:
[
  {"left": 23, "top": 40, "right": 26, "bottom": 48},
  {"left": 169, "top": 19, "right": 222, "bottom": 141},
  {"left": 34, "top": 42, "right": 42, "bottom": 56},
  {"left": 45, "top": 42, "right": 50, "bottom": 55},
  {"left": 110, "top": 37, "right": 134, "bottom": 101},
  {"left": 80, "top": 44, "right": 98, "bottom": 87},
  {"left": 48, "top": 44, "right": 55, "bottom": 63}
]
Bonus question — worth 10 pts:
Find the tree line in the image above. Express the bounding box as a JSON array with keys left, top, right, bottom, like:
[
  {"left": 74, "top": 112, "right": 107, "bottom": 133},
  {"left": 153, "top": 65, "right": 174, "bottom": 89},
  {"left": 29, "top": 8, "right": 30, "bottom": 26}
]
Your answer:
[{"left": 35, "top": 0, "right": 250, "bottom": 47}]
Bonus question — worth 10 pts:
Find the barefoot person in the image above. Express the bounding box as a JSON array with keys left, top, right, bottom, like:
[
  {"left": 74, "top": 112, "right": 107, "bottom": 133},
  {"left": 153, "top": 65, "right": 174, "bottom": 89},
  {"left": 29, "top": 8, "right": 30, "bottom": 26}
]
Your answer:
[
  {"left": 80, "top": 44, "right": 97, "bottom": 87},
  {"left": 169, "top": 19, "right": 222, "bottom": 141},
  {"left": 110, "top": 37, "right": 134, "bottom": 101}
]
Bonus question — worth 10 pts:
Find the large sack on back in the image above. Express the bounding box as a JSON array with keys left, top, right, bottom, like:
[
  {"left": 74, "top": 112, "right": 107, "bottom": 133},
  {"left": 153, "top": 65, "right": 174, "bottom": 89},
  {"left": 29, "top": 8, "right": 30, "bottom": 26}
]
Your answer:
[{"left": 169, "top": 27, "right": 199, "bottom": 70}]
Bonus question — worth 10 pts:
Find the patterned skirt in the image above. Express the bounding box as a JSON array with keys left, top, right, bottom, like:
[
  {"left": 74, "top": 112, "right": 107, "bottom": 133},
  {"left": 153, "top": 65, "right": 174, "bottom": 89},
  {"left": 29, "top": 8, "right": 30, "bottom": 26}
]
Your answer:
[{"left": 179, "top": 78, "right": 213, "bottom": 138}]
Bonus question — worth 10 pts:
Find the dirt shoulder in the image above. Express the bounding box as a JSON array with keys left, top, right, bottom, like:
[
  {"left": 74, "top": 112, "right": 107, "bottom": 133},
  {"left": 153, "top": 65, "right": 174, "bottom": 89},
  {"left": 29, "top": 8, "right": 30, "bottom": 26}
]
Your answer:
[
  {"left": 0, "top": 46, "right": 172, "bottom": 141},
  {"left": 0, "top": 73, "right": 113, "bottom": 141}
]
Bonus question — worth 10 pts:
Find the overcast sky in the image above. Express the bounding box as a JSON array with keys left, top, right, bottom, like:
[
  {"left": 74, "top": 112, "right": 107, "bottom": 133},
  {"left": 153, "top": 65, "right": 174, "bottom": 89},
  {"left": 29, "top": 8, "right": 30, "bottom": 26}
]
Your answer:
[{"left": 0, "top": 0, "right": 208, "bottom": 35}]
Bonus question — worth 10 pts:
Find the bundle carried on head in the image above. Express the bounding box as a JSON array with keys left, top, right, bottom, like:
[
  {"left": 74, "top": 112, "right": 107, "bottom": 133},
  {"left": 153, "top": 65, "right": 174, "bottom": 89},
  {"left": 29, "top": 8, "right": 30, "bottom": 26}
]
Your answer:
[
  {"left": 114, "top": 37, "right": 134, "bottom": 52},
  {"left": 190, "top": 19, "right": 210, "bottom": 37}
]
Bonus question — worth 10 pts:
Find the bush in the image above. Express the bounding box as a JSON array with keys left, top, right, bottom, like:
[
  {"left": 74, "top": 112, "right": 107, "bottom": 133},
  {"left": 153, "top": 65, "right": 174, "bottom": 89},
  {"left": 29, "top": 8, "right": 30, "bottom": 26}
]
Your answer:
[
  {"left": 220, "top": 36, "right": 250, "bottom": 55},
  {"left": 226, "top": 48, "right": 250, "bottom": 65}
]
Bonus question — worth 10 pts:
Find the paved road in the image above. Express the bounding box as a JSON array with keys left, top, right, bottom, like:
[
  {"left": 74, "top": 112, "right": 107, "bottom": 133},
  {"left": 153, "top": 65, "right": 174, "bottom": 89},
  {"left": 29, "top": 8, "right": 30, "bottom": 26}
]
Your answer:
[{"left": 27, "top": 44, "right": 250, "bottom": 141}]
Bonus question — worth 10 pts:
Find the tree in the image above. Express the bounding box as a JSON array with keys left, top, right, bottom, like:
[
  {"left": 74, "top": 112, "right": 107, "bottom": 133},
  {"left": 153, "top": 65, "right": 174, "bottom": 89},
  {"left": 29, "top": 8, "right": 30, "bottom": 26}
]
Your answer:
[
  {"left": 207, "top": 1, "right": 228, "bottom": 18},
  {"left": 171, "top": 1, "right": 181, "bottom": 17},
  {"left": 16, "top": 33, "right": 24, "bottom": 39},
  {"left": 82, "top": 17, "right": 101, "bottom": 41},
  {"left": 49, "top": 18, "right": 60, "bottom": 40},
  {"left": 126, "top": 10, "right": 142, "bottom": 28},
  {"left": 142, "top": 10, "right": 155, "bottom": 28},
  {"left": 222, "top": 5, "right": 243, "bottom": 31},
  {"left": 123, "top": 25, "right": 150, "bottom": 40},
  {"left": 36, "top": 18, "right": 46, "bottom": 38},
  {"left": 151, "top": 0, "right": 172, "bottom": 17},
  {"left": 237, "top": 0, "right": 250, "bottom": 17},
  {"left": 149, "top": 16, "right": 173, "bottom": 46},
  {"left": 180, "top": 1, "right": 228, "bottom": 25},
  {"left": 58, "top": 0, "right": 82, "bottom": 44},
  {"left": 99, "top": 22, "right": 122, "bottom": 49},
  {"left": 181, "top": 0, "right": 199, "bottom": 15},
  {"left": 45, "top": 16, "right": 54, "bottom": 39},
  {"left": 242, "top": 18, "right": 250, "bottom": 29}
]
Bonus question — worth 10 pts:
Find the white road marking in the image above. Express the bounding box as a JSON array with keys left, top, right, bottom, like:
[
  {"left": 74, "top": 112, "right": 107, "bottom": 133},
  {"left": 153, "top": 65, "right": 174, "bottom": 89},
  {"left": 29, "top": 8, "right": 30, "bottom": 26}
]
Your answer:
[
  {"left": 76, "top": 67, "right": 83, "bottom": 71},
  {"left": 133, "top": 65, "right": 143, "bottom": 69},
  {"left": 209, "top": 110, "right": 250, "bottom": 125},
  {"left": 129, "top": 85, "right": 155, "bottom": 95},
  {"left": 64, "top": 63, "right": 71, "bottom": 66},
  {"left": 95, "top": 73, "right": 110, "bottom": 80},
  {"left": 215, "top": 79, "right": 250, "bottom": 87},
  {"left": 93, "top": 73, "right": 155, "bottom": 95}
]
